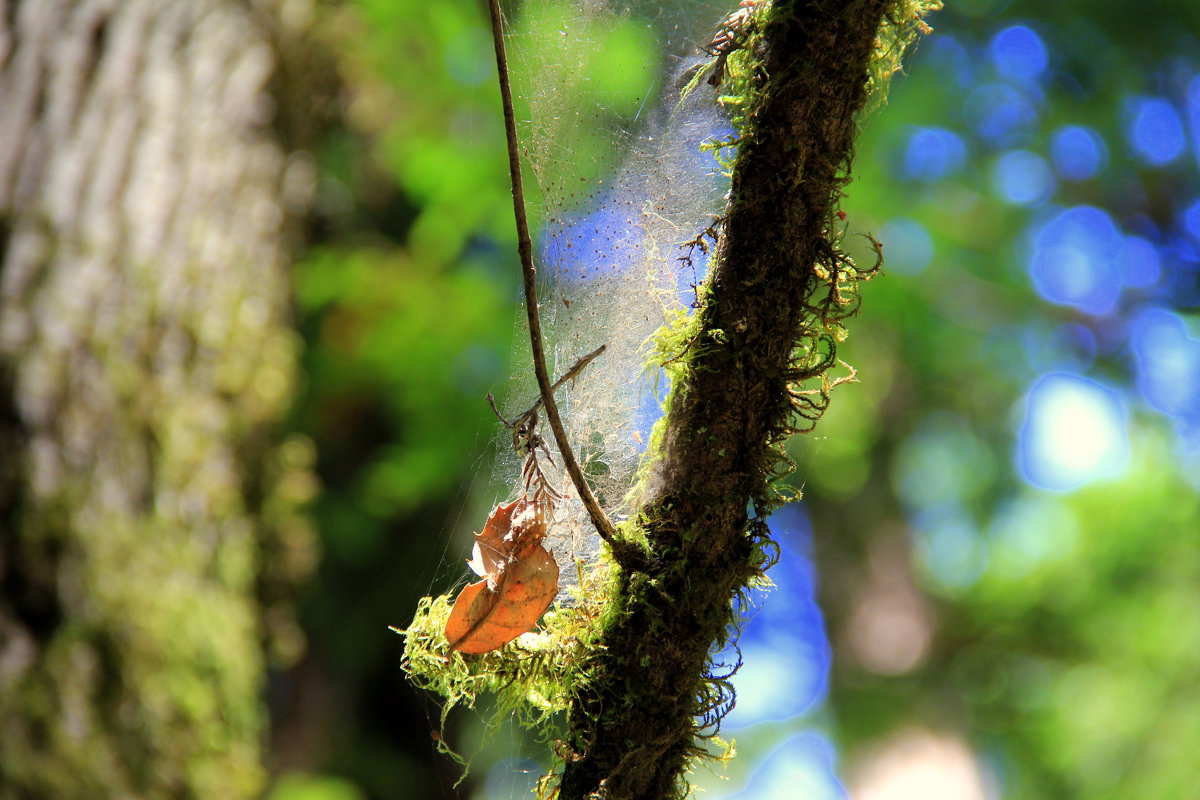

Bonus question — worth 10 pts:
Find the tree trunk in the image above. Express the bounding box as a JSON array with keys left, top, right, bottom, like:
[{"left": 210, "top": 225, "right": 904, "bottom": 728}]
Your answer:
[
  {"left": 0, "top": 2, "right": 315, "bottom": 797},
  {"left": 558, "top": 2, "right": 896, "bottom": 798}
]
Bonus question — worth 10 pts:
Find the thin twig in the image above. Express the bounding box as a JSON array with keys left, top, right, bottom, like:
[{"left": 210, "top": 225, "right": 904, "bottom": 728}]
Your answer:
[
  {"left": 487, "top": 345, "right": 606, "bottom": 459},
  {"left": 486, "top": 0, "right": 619, "bottom": 547},
  {"left": 487, "top": 344, "right": 607, "bottom": 429}
]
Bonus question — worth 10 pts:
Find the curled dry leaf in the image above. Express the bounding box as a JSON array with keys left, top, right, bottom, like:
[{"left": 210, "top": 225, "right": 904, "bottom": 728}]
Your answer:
[{"left": 444, "top": 497, "right": 560, "bottom": 654}]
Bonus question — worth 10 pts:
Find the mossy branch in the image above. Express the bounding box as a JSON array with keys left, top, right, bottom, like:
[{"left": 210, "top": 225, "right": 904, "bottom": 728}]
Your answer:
[
  {"left": 556, "top": 2, "right": 938, "bottom": 798},
  {"left": 402, "top": 1, "right": 938, "bottom": 797}
]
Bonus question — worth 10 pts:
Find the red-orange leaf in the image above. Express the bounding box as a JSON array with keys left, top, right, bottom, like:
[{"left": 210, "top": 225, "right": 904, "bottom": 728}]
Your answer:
[
  {"left": 444, "top": 498, "right": 560, "bottom": 653},
  {"left": 445, "top": 543, "right": 559, "bottom": 654},
  {"left": 465, "top": 499, "right": 519, "bottom": 589}
]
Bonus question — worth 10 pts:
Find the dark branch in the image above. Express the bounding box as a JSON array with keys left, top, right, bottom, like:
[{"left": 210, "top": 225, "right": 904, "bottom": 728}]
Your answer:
[{"left": 557, "top": 2, "right": 895, "bottom": 798}]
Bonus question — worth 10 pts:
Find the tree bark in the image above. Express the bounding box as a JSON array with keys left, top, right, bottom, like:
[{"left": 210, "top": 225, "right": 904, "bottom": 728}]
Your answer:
[
  {"left": 0, "top": 2, "right": 315, "bottom": 797},
  {"left": 558, "top": 2, "right": 893, "bottom": 798}
]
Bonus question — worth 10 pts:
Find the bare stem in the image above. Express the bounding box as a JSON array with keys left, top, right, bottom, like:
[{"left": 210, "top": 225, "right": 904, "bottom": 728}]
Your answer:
[
  {"left": 487, "top": 345, "right": 606, "bottom": 428},
  {"left": 485, "top": 0, "right": 618, "bottom": 548}
]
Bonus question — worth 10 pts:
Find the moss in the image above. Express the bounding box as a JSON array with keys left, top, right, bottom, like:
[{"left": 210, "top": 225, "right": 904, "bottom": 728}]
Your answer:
[
  {"left": 864, "top": 0, "right": 944, "bottom": 116},
  {"left": 400, "top": 551, "right": 621, "bottom": 775}
]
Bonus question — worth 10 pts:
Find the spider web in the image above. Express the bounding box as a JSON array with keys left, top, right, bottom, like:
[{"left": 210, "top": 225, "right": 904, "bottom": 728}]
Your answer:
[{"left": 490, "top": 0, "right": 736, "bottom": 580}]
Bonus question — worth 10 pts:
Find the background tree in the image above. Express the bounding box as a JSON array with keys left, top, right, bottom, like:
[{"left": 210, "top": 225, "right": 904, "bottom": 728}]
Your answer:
[{"left": 0, "top": 2, "right": 318, "bottom": 797}]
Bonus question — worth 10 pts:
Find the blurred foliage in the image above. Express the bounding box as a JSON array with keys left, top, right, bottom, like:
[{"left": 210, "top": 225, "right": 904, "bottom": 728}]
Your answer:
[
  {"left": 801, "top": 1, "right": 1200, "bottom": 798},
  {"left": 277, "top": 2, "right": 519, "bottom": 797},
  {"left": 267, "top": 773, "right": 368, "bottom": 800},
  {"left": 279, "top": 0, "right": 1200, "bottom": 798}
]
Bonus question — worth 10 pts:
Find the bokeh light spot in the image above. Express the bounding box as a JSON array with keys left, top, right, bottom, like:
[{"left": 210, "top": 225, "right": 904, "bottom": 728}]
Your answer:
[
  {"left": 1180, "top": 197, "right": 1200, "bottom": 243},
  {"left": 989, "top": 25, "right": 1048, "bottom": 83},
  {"left": 903, "top": 127, "right": 967, "bottom": 181},
  {"left": 1188, "top": 75, "right": 1200, "bottom": 171},
  {"left": 1130, "top": 308, "right": 1200, "bottom": 425},
  {"left": 1027, "top": 205, "right": 1123, "bottom": 314},
  {"left": 1119, "top": 235, "right": 1161, "bottom": 288},
  {"left": 1018, "top": 372, "right": 1129, "bottom": 491},
  {"left": 912, "top": 509, "right": 987, "bottom": 592},
  {"left": 1125, "top": 96, "right": 1186, "bottom": 166},
  {"left": 991, "top": 149, "right": 1055, "bottom": 206},
  {"left": 986, "top": 495, "right": 1080, "bottom": 580},
  {"left": 850, "top": 730, "right": 989, "bottom": 800},
  {"left": 731, "top": 734, "right": 845, "bottom": 800},
  {"left": 927, "top": 34, "right": 974, "bottom": 86},
  {"left": 892, "top": 416, "right": 995, "bottom": 511},
  {"left": 1159, "top": 236, "right": 1200, "bottom": 307},
  {"left": 722, "top": 506, "right": 831, "bottom": 729},
  {"left": 879, "top": 218, "right": 934, "bottom": 274},
  {"left": 967, "top": 83, "right": 1040, "bottom": 148},
  {"left": 1050, "top": 125, "right": 1107, "bottom": 180}
]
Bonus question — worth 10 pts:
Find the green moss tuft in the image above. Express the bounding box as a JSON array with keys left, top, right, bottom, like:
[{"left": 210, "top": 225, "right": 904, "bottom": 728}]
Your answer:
[
  {"left": 863, "top": 0, "right": 945, "bottom": 116},
  {"left": 400, "top": 554, "right": 621, "bottom": 773}
]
